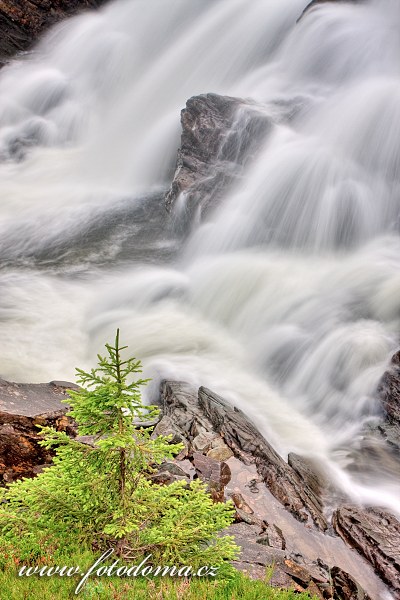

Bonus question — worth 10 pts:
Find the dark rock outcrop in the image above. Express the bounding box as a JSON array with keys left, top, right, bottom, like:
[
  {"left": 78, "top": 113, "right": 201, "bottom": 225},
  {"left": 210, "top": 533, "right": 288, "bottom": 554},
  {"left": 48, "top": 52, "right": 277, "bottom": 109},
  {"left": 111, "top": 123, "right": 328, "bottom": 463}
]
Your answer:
[
  {"left": 0, "top": 0, "right": 107, "bottom": 66},
  {"left": 376, "top": 350, "right": 400, "bottom": 448},
  {"left": 158, "top": 381, "right": 390, "bottom": 599},
  {"left": 333, "top": 506, "right": 400, "bottom": 596},
  {"left": 165, "top": 93, "right": 271, "bottom": 225},
  {"left": 198, "top": 386, "right": 328, "bottom": 531},
  {"left": 330, "top": 567, "right": 372, "bottom": 600},
  {"left": 160, "top": 382, "right": 328, "bottom": 529},
  {"left": 0, "top": 378, "right": 76, "bottom": 481},
  {"left": 226, "top": 522, "right": 373, "bottom": 599}
]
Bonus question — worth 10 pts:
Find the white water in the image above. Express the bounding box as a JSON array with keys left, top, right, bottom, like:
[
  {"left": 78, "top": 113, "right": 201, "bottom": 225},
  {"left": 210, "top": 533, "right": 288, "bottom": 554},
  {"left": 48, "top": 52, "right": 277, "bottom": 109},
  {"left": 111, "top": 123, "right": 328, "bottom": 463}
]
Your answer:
[{"left": 0, "top": 0, "right": 399, "bottom": 513}]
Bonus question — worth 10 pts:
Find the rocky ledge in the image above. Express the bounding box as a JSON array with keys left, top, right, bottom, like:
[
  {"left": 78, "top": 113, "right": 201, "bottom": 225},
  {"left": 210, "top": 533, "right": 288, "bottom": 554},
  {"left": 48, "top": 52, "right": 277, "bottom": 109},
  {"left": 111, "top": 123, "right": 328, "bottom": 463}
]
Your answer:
[{"left": 0, "top": 0, "right": 107, "bottom": 66}]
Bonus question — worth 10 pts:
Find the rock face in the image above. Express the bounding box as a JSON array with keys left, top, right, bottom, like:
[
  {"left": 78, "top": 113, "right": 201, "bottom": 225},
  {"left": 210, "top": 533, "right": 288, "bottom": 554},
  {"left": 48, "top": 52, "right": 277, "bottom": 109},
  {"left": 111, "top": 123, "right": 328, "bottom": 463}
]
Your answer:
[
  {"left": 376, "top": 350, "right": 400, "bottom": 448},
  {"left": 159, "top": 381, "right": 327, "bottom": 529},
  {"left": 330, "top": 567, "right": 372, "bottom": 600},
  {"left": 198, "top": 387, "right": 328, "bottom": 531},
  {"left": 333, "top": 506, "right": 400, "bottom": 597},
  {"left": 165, "top": 93, "right": 271, "bottom": 225},
  {"left": 0, "top": 378, "right": 76, "bottom": 481},
  {"left": 0, "top": 0, "right": 107, "bottom": 66},
  {"left": 158, "top": 381, "right": 385, "bottom": 599}
]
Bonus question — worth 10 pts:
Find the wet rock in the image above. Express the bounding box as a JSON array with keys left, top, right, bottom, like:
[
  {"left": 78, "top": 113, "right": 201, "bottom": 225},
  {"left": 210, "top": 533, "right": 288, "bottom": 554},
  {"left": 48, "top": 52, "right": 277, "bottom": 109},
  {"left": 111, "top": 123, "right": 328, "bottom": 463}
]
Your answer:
[
  {"left": 132, "top": 416, "right": 160, "bottom": 428},
  {"left": 159, "top": 381, "right": 390, "bottom": 597},
  {"left": 288, "top": 453, "right": 326, "bottom": 493},
  {"left": 226, "top": 522, "right": 286, "bottom": 566},
  {"left": 283, "top": 559, "right": 313, "bottom": 585},
  {"left": 245, "top": 477, "right": 261, "bottom": 494},
  {"left": 331, "top": 567, "right": 372, "bottom": 600},
  {"left": 165, "top": 93, "right": 271, "bottom": 225},
  {"left": 376, "top": 350, "right": 400, "bottom": 448},
  {"left": 0, "top": 378, "right": 75, "bottom": 481},
  {"left": 288, "top": 453, "right": 327, "bottom": 517},
  {"left": 157, "top": 461, "right": 188, "bottom": 478},
  {"left": 332, "top": 506, "right": 400, "bottom": 596},
  {"left": 230, "top": 491, "right": 263, "bottom": 526},
  {"left": 199, "top": 387, "right": 328, "bottom": 530},
  {"left": 0, "top": 0, "right": 108, "bottom": 65}
]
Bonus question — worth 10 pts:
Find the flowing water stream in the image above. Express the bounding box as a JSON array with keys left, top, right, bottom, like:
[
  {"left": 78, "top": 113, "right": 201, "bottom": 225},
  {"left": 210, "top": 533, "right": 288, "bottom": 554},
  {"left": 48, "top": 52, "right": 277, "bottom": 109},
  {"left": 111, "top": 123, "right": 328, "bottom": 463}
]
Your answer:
[{"left": 0, "top": 0, "right": 399, "bottom": 514}]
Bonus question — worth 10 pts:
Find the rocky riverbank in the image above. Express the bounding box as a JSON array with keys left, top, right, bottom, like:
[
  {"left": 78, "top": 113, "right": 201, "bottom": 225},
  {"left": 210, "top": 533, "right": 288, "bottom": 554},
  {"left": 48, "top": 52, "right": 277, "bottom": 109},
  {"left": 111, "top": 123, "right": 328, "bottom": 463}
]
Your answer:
[
  {"left": 1, "top": 361, "right": 399, "bottom": 599},
  {"left": 0, "top": 1, "right": 398, "bottom": 598}
]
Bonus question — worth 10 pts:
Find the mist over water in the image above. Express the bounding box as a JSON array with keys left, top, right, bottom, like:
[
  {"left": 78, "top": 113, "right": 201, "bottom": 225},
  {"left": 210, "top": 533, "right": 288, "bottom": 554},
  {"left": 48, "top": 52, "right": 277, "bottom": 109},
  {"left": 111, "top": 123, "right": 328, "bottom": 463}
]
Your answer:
[{"left": 0, "top": 0, "right": 399, "bottom": 513}]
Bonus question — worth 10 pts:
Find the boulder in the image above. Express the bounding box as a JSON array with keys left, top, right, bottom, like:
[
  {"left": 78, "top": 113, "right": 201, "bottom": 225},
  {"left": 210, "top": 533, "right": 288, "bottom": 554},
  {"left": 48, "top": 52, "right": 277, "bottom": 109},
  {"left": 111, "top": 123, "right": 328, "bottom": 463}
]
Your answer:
[
  {"left": 0, "top": 378, "right": 76, "bottom": 481},
  {"left": 0, "top": 0, "right": 107, "bottom": 66},
  {"left": 376, "top": 350, "right": 400, "bottom": 448},
  {"left": 165, "top": 93, "right": 271, "bottom": 225},
  {"left": 333, "top": 506, "right": 400, "bottom": 596}
]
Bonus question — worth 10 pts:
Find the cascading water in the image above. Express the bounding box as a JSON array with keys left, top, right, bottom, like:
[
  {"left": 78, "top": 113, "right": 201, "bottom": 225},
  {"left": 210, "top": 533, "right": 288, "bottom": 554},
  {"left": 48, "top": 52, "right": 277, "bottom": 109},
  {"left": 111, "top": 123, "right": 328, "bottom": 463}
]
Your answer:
[{"left": 0, "top": 0, "right": 399, "bottom": 514}]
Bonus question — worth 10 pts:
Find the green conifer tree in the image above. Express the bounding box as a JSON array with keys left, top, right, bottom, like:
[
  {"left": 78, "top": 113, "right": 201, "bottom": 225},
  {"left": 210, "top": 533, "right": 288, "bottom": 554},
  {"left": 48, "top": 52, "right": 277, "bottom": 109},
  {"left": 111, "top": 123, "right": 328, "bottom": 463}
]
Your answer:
[{"left": 0, "top": 331, "right": 238, "bottom": 571}]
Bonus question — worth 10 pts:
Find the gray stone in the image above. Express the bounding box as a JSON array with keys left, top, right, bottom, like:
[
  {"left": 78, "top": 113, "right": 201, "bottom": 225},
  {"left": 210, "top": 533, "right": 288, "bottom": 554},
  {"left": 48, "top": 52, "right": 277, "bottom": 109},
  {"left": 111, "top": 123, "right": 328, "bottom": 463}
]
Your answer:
[
  {"left": 333, "top": 505, "right": 400, "bottom": 596},
  {"left": 207, "top": 444, "right": 233, "bottom": 461},
  {"left": 192, "top": 431, "right": 217, "bottom": 453},
  {"left": 165, "top": 94, "right": 271, "bottom": 226},
  {"left": 151, "top": 414, "right": 189, "bottom": 459},
  {"left": 376, "top": 350, "right": 400, "bottom": 444}
]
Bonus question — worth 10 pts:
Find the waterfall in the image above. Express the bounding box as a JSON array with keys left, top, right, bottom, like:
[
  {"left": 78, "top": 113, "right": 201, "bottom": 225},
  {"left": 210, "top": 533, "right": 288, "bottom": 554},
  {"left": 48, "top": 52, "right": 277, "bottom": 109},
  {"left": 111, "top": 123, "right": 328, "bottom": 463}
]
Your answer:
[{"left": 0, "top": 0, "right": 399, "bottom": 514}]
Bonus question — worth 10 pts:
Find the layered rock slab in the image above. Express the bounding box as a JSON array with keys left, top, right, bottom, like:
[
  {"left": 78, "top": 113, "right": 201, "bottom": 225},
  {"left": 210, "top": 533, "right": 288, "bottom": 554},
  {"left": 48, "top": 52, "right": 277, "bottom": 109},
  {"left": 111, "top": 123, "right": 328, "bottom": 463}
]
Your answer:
[{"left": 165, "top": 93, "right": 271, "bottom": 224}]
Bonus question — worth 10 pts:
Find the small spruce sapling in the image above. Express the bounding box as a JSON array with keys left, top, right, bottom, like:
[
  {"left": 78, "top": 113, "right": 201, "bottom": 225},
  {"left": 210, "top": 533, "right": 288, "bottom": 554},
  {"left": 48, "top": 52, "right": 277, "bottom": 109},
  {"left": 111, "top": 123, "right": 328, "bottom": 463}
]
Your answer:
[{"left": 0, "top": 330, "right": 238, "bottom": 570}]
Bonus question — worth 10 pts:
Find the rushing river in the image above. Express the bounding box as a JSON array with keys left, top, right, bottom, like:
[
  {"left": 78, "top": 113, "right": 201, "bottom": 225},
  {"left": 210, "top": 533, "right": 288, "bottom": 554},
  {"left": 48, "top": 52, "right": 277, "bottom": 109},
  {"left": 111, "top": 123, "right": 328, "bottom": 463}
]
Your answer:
[{"left": 0, "top": 0, "right": 399, "bottom": 513}]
